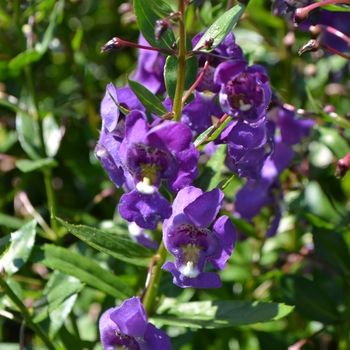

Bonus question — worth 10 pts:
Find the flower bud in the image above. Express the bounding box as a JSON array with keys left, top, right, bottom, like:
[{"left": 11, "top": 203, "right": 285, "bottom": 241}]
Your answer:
[
  {"left": 100, "top": 37, "right": 124, "bottom": 53},
  {"left": 154, "top": 19, "right": 169, "bottom": 41}
]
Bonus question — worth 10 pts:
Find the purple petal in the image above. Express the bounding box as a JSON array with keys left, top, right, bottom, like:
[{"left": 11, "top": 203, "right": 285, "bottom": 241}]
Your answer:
[
  {"left": 183, "top": 188, "right": 224, "bottom": 228},
  {"left": 162, "top": 261, "right": 222, "bottom": 289},
  {"left": 101, "top": 83, "right": 120, "bottom": 133},
  {"left": 110, "top": 297, "right": 147, "bottom": 338},
  {"left": 145, "top": 121, "right": 193, "bottom": 152},
  {"left": 119, "top": 190, "right": 172, "bottom": 229},
  {"left": 144, "top": 323, "right": 171, "bottom": 350},
  {"left": 99, "top": 308, "right": 121, "bottom": 350},
  {"left": 214, "top": 60, "right": 248, "bottom": 85},
  {"left": 210, "top": 216, "right": 236, "bottom": 270}
]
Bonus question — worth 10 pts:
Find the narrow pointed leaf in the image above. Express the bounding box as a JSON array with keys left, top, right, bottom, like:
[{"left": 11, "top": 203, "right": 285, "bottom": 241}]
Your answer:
[
  {"left": 153, "top": 300, "right": 294, "bottom": 328},
  {"left": 128, "top": 79, "right": 168, "bottom": 117},
  {"left": 30, "top": 244, "right": 134, "bottom": 299},
  {"left": 134, "top": 0, "right": 176, "bottom": 50},
  {"left": 56, "top": 217, "right": 154, "bottom": 267},
  {"left": 16, "top": 158, "right": 58, "bottom": 173},
  {"left": 193, "top": 1, "right": 249, "bottom": 52}
]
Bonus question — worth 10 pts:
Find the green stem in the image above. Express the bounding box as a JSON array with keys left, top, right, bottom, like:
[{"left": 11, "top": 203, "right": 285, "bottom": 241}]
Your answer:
[
  {"left": 43, "top": 167, "right": 59, "bottom": 240},
  {"left": 0, "top": 275, "right": 56, "bottom": 350},
  {"left": 142, "top": 240, "right": 168, "bottom": 315},
  {"left": 172, "top": 0, "right": 187, "bottom": 122},
  {"left": 24, "top": 64, "right": 59, "bottom": 239}
]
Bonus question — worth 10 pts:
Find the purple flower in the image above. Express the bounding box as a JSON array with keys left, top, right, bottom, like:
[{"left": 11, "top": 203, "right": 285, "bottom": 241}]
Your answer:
[
  {"left": 99, "top": 296, "right": 171, "bottom": 350},
  {"left": 162, "top": 186, "right": 236, "bottom": 288},
  {"left": 192, "top": 31, "right": 244, "bottom": 93},
  {"left": 217, "top": 119, "right": 273, "bottom": 179},
  {"left": 95, "top": 84, "right": 145, "bottom": 187},
  {"left": 131, "top": 34, "right": 166, "bottom": 94},
  {"left": 214, "top": 60, "right": 271, "bottom": 123},
  {"left": 119, "top": 110, "right": 199, "bottom": 193}
]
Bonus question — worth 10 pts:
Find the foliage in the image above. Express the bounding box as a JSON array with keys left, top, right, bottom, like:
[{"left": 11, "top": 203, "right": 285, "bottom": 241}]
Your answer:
[{"left": 1, "top": 0, "right": 350, "bottom": 349}]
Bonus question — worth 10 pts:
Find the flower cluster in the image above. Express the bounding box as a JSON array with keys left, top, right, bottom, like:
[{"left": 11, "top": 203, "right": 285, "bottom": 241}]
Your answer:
[
  {"left": 96, "top": 16, "right": 315, "bottom": 348},
  {"left": 234, "top": 105, "right": 314, "bottom": 237}
]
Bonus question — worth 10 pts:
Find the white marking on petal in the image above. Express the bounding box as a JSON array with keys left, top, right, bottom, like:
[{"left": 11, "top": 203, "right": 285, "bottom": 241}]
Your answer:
[
  {"left": 95, "top": 147, "right": 109, "bottom": 158},
  {"left": 239, "top": 99, "right": 252, "bottom": 111},
  {"left": 179, "top": 261, "right": 200, "bottom": 278},
  {"left": 136, "top": 177, "right": 156, "bottom": 194}
]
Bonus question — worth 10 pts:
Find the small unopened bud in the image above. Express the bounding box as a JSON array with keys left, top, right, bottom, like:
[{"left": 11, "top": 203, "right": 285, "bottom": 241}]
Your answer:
[
  {"left": 155, "top": 19, "right": 169, "bottom": 41},
  {"left": 204, "top": 38, "right": 215, "bottom": 50},
  {"left": 298, "top": 39, "right": 320, "bottom": 56},
  {"left": 309, "top": 25, "right": 321, "bottom": 37},
  {"left": 101, "top": 37, "right": 124, "bottom": 53},
  {"left": 335, "top": 154, "right": 350, "bottom": 178},
  {"left": 323, "top": 105, "right": 335, "bottom": 114},
  {"left": 293, "top": 7, "right": 309, "bottom": 26}
]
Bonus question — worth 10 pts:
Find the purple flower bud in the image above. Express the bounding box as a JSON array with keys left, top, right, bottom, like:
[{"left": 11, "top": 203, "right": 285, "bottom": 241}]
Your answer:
[
  {"left": 214, "top": 60, "right": 271, "bottom": 123},
  {"left": 99, "top": 296, "right": 171, "bottom": 350},
  {"left": 155, "top": 19, "right": 169, "bottom": 41},
  {"left": 162, "top": 186, "right": 236, "bottom": 288}
]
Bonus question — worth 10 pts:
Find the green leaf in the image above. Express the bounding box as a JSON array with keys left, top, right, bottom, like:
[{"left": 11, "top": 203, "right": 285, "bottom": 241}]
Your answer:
[
  {"left": 30, "top": 244, "right": 134, "bottom": 299},
  {"left": 146, "top": 0, "right": 174, "bottom": 18},
  {"left": 306, "top": 87, "right": 350, "bottom": 130},
  {"left": 153, "top": 300, "right": 294, "bottom": 328},
  {"left": 16, "top": 158, "right": 58, "bottom": 173},
  {"left": 43, "top": 114, "right": 62, "bottom": 157},
  {"left": 228, "top": 215, "right": 260, "bottom": 239},
  {"left": 71, "top": 26, "right": 84, "bottom": 51},
  {"left": 281, "top": 275, "right": 342, "bottom": 323},
  {"left": 194, "top": 144, "right": 227, "bottom": 191},
  {"left": 33, "top": 273, "right": 84, "bottom": 338},
  {"left": 194, "top": 116, "right": 233, "bottom": 149},
  {"left": 317, "top": 126, "right": 350, "bottom": 159},
  {"left": 128, "top": 79, "right": 168, "bottom": 117},
  {"left": 193, "top": 1, "right": 249, "bottom": 52},
  {"left": 314, "top": 0, "right": 350, "bottom": 11},
  {"left": 299, "top": 211, "right": 337, "bottom": 230},
  {"left": 164, "top": 55, "right": 198, "bottom": 102},
  {"left": 56, "top": 217, "right": 154, "bottom": 267},
  {"left": 0, "top": 236, "right": 11, "bottom": 259},
  {"left": 16, "top": 93, "right": 43, "bottom": 160},
  {"left": 0, "top": 220, "right": 37, "bottom": 276},
  {"left": 133, "top": 0, "right": 176, "bottom": 50},
  {"left": 107, "top": 87, "right": 130, "bottom": 116},
  {"left": 313, "top": 228, "right": 350, "bottom": 276},
  {"left": 8, "top": 49, "right": 42, "bottom": 71},
  {"left": 0, "top": 213, "right": 25, "bottom": 230},
  {"left": 35, "top": 0, "right": 65, "bottom": 55}
]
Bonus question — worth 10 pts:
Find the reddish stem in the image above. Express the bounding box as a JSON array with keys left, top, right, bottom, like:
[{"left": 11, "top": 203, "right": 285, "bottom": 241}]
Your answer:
[
  {"left": 181, "top": 60, "right": 210, "bottom": 106},
  {"left": 196, "top": 113, "right": 230, "bottom": 147}
]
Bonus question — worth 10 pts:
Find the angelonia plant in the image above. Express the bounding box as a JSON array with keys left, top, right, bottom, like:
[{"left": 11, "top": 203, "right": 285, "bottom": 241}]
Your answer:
[
  {"left": 2, "top": 0, "right": 350, "bottom": 349},
  {"left": 95, "top": 0, "right": 320, "bottom": 347}
]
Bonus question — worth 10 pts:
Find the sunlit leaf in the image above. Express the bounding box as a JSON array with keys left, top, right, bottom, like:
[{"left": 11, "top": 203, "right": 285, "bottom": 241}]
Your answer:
[
  {"left": 16, "top": 158, "right": 58, "bottom": 173},
  {"left": 56, "top": 217, "right": 154, "bottom": 267},
  {"left": 153, "top": 300, "right": 294, "bottom": 328},
  {"left": 0, "top": 220, "right": 37, "bottom": 276},
  {"left": 193, "top": 1, "right": 249, "bottom": 52},
  {"left": 31, "top": 244, "right": 134, "bottom": 299}
]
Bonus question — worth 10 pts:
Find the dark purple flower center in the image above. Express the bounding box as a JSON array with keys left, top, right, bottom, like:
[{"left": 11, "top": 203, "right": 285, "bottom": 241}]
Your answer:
[
  {"left": 127, "top": 143, "right": 177, "bottom": 186},
  {"left": 226, "top": 73, "right": 263, "bottom": 119}
]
